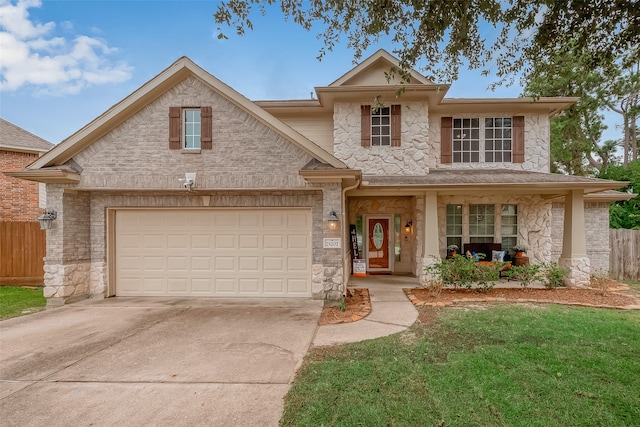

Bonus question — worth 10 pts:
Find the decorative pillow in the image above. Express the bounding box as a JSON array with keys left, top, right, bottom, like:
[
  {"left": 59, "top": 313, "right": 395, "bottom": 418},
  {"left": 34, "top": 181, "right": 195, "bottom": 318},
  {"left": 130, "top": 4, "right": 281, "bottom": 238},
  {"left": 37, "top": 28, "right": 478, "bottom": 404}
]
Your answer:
[{"left": 492, "top": 250, "right": 506, "bottom": 262}]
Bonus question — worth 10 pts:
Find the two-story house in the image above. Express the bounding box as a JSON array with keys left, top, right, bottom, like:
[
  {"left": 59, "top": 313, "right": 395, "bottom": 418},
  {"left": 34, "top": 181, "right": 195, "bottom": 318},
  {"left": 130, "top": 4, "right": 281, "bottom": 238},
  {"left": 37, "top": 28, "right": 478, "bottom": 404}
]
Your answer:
[{"left": 8, "top": 50, "right": 625, "bottom": 306}]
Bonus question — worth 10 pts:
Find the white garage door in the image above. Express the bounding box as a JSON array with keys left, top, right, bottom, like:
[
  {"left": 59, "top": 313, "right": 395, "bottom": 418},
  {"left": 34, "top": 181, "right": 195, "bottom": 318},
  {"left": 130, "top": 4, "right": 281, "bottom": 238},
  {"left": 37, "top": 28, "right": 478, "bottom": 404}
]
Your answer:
[{"left": 115, "top": 209, "right": 312, "bottom": 297}]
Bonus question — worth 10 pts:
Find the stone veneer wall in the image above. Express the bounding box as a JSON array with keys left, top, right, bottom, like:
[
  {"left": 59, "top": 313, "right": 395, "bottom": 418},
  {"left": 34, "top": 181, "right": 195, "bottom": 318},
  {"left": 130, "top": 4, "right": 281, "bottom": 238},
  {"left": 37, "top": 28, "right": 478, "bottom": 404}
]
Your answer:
[
  {"left": 42, "top": 186, "right": 92, "bottom": 305},
  {"left": 334, "top": 102, "right": 430, "bottom": 175},
  {"left": 347, "top": 196, "right": 415, "bottom": 274},
  {"left": 551, "top": 202, "right": 611, "bottom": 274},
  {"left": 437, "top": 195, "right": 552, "bottom": 263},
  {"left": 428, "top": 113, "right": 551, "bottom": 172}
]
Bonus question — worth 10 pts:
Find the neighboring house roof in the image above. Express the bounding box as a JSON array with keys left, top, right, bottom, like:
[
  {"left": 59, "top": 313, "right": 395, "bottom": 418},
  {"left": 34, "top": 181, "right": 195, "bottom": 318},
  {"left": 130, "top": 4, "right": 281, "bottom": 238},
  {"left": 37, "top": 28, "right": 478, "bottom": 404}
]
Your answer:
[
  {"left": 359, "top": 170, "right": 628, "bottom": 195},
  {"left": 0, "top": 118, "right": 53, "bottom": 154},
  {"left": 24, "top": 56, "right": 347, "bottom": 175}
]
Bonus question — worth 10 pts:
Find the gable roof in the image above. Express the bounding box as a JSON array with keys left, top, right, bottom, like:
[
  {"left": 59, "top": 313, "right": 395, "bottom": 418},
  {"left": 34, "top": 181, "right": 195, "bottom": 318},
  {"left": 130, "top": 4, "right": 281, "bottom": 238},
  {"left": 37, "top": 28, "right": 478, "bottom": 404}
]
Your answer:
[
  {"left": 27, "top": 57, "right": 347, "bottom": 171},
  {"left": 329, "top": 49, "right": 436, "bottom": 87},
  {"left": 0, "top": 119, "right": 53, "bottom": 153}
]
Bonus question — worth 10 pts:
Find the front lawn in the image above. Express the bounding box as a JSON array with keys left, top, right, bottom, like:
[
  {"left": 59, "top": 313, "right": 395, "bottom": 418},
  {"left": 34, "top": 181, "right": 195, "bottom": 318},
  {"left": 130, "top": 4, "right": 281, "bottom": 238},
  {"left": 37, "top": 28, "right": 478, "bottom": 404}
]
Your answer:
[
  {"left": 0, "top": 286, "right": 46, "bottom": 320},
  {"left": 282, "top": 305, "right": 640, "bottom": 426}
]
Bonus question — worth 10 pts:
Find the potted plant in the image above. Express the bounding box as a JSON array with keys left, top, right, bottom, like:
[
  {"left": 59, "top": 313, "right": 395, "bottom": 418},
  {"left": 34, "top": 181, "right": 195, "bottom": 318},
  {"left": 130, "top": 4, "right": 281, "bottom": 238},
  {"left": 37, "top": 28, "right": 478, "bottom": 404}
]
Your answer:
[
  {"left": 447, "top": 244, "right": 459, "bottom": 256},
  {"left": 512, "top": 244, "right": 527, "bottom": 257}
]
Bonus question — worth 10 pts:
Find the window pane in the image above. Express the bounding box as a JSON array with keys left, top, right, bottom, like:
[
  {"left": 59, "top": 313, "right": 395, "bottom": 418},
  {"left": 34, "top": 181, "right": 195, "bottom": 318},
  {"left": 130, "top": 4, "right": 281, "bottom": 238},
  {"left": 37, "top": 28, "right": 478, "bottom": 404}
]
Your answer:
[{"left": 484, "top": 116, "right": 512, "bottom": 163}]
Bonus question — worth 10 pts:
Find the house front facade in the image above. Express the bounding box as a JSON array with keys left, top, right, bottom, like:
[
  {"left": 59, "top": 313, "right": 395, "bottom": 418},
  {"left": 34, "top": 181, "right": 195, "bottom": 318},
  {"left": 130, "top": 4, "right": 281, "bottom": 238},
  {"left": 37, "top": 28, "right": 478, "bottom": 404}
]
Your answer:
[{"left": 8, "top": 50, "right": 625, "bottom": 306}]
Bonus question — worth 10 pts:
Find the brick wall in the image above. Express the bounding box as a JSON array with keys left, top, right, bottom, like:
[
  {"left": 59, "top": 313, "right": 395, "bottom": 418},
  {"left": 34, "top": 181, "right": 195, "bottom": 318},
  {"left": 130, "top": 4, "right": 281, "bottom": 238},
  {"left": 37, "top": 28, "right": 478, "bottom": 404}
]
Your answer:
[{"left": 0, "top": 150, "right": 41, "bottom": 221}]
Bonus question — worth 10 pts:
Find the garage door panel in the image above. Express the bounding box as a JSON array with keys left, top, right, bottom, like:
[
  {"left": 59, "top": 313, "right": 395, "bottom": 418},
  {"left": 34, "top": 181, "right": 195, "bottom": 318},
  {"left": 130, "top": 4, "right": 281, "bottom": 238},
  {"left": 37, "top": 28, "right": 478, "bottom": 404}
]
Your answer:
[
  {"left": 287, "top": 235, "right": 309, "bottom": 249},
  {"left": 215, "top": 235, "right": 235, "bottom": 249},
  {"left": 191, "top": 235, "right": 212, "bottom": 249},
  {"left": 238, "top": 278, "right": 260, "bottom": 293},
  {"left": 238, "top": 234, "right": 260, "bottom": 249},
  {"left": 264, "top": 235, "right": 284, "bottom": 249},
  {"left": 116, "top": 209, "right": 311, "bottom": 297},
  {"left": 167, "top": 278, "right": 188, "bottom": 294},
  {"left": 167, "top": 235, "right": 188, "bottom": 249},
  {"left": 191, "top": 257, "right": 212, "bottom": 272},
  {"left": 143, "top": 235, "right": 165, "bottom": 249}
]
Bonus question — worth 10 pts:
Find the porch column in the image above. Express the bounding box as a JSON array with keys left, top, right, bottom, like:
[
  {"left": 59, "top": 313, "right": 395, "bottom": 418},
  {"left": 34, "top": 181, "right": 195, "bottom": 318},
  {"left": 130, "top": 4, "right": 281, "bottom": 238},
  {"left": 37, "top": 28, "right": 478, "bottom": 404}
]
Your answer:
[
  {"left": 558, "top": 189, "right": 591, "bottom": 288},
  {"left": 419, "top": 192, "right": 440, "bottom": 284}
]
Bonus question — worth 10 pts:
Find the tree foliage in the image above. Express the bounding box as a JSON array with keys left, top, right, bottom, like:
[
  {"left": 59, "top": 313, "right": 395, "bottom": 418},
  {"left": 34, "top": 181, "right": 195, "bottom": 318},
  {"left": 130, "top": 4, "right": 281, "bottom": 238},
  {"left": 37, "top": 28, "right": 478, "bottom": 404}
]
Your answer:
[
  {"left": 213, "top": 1, "right": 639, "bottom": 85},
  {"left": 597, "top": 160, "right": 640, "bottom": 229}
]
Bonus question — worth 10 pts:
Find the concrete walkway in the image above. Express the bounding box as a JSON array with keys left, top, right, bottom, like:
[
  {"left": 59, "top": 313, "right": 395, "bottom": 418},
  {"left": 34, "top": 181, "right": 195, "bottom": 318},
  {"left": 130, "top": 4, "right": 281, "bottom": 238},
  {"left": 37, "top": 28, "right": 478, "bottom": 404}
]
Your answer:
[{"left": 313, "top": 276, "right": 419, "bottom": 347}]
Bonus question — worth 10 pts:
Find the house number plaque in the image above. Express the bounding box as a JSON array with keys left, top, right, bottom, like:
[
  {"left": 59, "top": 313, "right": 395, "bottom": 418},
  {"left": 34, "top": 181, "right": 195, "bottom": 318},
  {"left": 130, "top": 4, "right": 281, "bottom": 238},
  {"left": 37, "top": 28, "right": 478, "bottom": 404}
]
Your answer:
[{"left": 323, "top": 238, "right": 341, "bottom": 249}]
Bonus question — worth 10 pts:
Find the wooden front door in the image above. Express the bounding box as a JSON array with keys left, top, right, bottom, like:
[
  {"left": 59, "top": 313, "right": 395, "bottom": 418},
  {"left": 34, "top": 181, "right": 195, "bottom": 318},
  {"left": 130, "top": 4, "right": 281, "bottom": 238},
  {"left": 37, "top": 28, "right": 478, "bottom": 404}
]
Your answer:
[{"left": 367, "top": 218, "right": 390, "bottom": 269}]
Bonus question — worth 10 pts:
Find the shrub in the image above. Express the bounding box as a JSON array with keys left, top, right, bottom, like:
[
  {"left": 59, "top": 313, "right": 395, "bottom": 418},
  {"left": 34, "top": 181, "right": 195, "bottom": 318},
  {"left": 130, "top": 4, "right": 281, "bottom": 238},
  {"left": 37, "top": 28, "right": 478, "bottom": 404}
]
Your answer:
[
  {"left": 424, "top": 255, "right": 502, "bottom": 293},
  {"left": 540, "top": 261, "right": 567, "bottom": 288},
  {"left": 506, "top": 263, "right": 542, "bottom": 289}
]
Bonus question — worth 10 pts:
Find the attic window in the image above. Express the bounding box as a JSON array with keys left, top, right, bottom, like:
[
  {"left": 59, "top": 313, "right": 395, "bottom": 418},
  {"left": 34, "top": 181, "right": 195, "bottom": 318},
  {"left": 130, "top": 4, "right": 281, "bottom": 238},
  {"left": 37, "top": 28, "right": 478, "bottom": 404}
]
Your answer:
[{"left": 169, "top": 106, "right": 212, "bottom": 150}]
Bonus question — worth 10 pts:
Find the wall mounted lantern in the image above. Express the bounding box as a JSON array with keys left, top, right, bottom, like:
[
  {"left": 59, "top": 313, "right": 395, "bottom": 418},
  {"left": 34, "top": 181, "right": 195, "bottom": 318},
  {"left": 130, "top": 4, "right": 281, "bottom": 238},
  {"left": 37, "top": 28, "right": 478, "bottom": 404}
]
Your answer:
[
  {"left": 328, "top": 210, "right": 338, "bottom": 230},
  {"left": 38, "top": 209, "right": 57, "bottom": 230},
  {"left": 404, "top": 220, "right": 413, "bottom": 233}
]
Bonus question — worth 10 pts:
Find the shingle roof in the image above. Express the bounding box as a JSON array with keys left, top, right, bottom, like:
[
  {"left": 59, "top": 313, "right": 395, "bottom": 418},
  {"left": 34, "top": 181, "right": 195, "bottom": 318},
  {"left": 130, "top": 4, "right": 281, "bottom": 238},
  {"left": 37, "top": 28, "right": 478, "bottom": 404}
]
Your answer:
[
  {"left": 0, "top": 118, "right": 54, "bottom": 152},
  {"left": 362, "top": 169, "right": 625, "bottom": 191}
]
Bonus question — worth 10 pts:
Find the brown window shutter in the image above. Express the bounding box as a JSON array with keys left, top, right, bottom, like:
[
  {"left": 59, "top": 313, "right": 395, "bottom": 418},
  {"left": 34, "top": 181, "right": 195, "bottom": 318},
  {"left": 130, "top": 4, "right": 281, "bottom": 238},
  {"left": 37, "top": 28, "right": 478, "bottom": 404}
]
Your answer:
[
  {"left": 441, "top": 117, "right": 452, "bottom": 163},
  {"left": 391, "top": 104, "right": 401, "bottom": 147},
  {"left": 169, "top": 107, "right": 181, "bottom": 149},
  {"left": 201, "top": 106, "right": 212, "bottom": 150},
  {"left": 361, "top": 105, "right": 371, "bottom": 147},
  {"left": 512, "top": 116, "right": 525, "bottom": 163}
]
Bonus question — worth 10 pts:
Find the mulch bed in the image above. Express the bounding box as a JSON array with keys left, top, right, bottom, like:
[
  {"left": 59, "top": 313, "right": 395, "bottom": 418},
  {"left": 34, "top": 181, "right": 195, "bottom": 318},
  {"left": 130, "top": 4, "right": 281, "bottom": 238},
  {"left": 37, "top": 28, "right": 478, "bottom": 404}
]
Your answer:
[
  {"left": 405, "top": 281, "right": 640, "bottom": 310},
  {"left": 318, "top": 288, "right": 371, "bottom": 325}
]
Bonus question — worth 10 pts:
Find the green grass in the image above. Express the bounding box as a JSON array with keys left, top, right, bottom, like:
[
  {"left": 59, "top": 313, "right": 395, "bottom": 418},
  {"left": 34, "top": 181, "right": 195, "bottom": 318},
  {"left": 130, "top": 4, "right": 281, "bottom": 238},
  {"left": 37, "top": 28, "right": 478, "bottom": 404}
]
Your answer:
[
  {"left": 0, "top": 286, "right": 46, "bottom": 320},
  {"left": 282, "top": 305, "right": 640, "bottom": 427}
]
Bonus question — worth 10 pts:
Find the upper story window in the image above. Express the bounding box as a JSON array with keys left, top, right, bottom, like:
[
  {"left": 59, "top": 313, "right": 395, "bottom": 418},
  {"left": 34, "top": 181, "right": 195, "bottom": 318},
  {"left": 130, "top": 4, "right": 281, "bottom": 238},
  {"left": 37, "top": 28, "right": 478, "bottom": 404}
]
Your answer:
[
  {"left": 183, "top": 109, "right": 201, "bottom": 149},
  {"left": 360, "top": 104, "right": 401, "bottom": 147},
  {"left": 485, "top": 118, "right": 512, "bottom": 162},
  {"left": 168, "top": 106, "right": 212, "bottom": 151},
  {"left": 441, "top": 116, "right": 524, "bottom": 164},
  {"left": 371, "top": 107, "right": 391, "bottom": 146},
  {"left": 452, "top": 118, "right": 480, "bottom": 162}
]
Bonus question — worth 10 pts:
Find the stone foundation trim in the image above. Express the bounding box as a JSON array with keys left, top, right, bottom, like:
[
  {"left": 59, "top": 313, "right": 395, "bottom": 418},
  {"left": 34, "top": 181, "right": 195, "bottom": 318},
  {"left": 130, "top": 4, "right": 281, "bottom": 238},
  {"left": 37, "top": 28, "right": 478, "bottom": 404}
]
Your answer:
[{"left": 43, "top": 262, "right": 92, "bottom": 303}]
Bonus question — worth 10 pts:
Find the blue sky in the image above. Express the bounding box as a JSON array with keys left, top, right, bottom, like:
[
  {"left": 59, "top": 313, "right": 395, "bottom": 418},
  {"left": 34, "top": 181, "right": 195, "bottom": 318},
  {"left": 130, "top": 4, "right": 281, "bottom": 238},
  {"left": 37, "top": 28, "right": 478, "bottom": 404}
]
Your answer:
[{"left": 0, "top": 0, "right": 618, "bottom": 146}]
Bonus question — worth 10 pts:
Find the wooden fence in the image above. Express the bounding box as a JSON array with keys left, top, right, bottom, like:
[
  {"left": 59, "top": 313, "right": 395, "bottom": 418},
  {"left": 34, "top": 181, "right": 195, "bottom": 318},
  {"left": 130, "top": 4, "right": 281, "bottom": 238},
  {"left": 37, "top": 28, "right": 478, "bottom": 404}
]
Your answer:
[
  {"left": 0, "top": 222, "right": 46, "bottom": 285},
  {"left": 610, "top": 229, "right": 640, "bottom": 281}
]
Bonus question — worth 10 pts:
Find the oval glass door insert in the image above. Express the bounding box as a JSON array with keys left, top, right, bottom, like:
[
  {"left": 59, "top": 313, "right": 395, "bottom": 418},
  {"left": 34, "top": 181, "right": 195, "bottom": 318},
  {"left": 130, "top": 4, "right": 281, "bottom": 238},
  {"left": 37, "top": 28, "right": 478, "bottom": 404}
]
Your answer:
[{"left": 373, "top": 222, "right": 384, "bottom": 249}]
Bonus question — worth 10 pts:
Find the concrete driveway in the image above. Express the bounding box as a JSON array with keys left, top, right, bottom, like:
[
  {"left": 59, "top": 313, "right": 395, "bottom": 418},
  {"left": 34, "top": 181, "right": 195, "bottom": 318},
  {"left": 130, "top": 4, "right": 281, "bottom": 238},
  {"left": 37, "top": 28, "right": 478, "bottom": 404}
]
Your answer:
[{"left": 0, "top": 297, "right": 322, "bottom": 426}]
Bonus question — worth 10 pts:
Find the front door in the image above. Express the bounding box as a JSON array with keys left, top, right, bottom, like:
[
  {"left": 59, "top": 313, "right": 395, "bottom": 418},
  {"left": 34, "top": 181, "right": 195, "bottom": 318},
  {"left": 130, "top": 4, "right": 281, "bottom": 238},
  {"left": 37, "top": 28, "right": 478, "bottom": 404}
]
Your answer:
[{"left": 367, "top": 217, "right": 391, "bottom": 270}]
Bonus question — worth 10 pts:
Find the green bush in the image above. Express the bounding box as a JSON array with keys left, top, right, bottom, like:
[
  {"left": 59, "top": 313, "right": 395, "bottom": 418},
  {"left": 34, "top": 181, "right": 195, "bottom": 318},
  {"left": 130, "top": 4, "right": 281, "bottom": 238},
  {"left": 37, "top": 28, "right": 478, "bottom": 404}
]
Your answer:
[
  {"left": 425, "top": 255, "right": 503, "bottom": 293},
  {"left": 505, "top": 264, "right": 541, "bottom": 288},
  {"left": 540, "top": 261, "right": 568, "bottom": 288}
]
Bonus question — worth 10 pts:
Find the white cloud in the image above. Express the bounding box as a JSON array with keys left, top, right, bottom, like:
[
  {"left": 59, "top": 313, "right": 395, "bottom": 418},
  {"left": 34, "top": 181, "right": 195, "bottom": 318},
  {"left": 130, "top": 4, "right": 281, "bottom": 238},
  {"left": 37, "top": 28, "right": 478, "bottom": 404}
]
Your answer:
[{"left": 0, "top": 0, "right": 133, "bottom": 94}]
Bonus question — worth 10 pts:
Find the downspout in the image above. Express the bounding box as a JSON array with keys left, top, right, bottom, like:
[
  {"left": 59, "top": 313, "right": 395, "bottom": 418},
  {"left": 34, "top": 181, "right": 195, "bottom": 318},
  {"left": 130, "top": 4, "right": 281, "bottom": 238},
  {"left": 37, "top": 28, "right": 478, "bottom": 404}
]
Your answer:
[{"left": 341, "top": 176, "right": 361, "bottom": 297}]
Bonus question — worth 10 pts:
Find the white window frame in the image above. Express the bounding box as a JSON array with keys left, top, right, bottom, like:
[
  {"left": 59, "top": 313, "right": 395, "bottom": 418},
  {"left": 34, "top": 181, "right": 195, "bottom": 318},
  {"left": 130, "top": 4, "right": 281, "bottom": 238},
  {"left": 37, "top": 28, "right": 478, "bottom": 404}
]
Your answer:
[
  {"left": 371, "top": 106, "right": 391, "bottom": 147},
  {"left": 452, "top": 117, "right": 513, "bottom": 163},
  {"left": 183, "top": 108, "right": 201, "bottom": 149}
]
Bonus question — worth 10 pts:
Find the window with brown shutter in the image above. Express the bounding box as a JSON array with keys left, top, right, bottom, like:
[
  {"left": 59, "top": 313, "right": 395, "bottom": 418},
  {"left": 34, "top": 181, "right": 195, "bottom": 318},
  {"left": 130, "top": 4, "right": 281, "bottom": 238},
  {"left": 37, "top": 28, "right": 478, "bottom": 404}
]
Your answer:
[
  {"left": 512, "top": 116, "right": 525, "bottom": 163},
  {"left": 201, "top": 106, "right": 212, "bottom": 150},
  {"left": 441, "top": 117, "right": 453, "bottom": 163},
  {"left": 169, "top": 107, "right": 182, "bottom": 150},
  {"left": 361, "top": 105, "right": 371, "bottom": 147},
  {"left": 168, "top": 107, "right": 213, "bottom": 150},
  {"left": 391, "top": 104, "right": 401, "bottom": 147}
]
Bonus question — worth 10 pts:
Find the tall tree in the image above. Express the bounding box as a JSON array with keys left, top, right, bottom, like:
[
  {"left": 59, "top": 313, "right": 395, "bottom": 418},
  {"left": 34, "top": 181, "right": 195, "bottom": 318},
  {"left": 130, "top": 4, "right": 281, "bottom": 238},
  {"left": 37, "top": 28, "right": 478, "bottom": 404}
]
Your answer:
[
  {"left": 214, "top": 1, "right": 639, "bottom": 85},
  {"left": 523, "top": 46, "right": 618, "bottom": 175}
]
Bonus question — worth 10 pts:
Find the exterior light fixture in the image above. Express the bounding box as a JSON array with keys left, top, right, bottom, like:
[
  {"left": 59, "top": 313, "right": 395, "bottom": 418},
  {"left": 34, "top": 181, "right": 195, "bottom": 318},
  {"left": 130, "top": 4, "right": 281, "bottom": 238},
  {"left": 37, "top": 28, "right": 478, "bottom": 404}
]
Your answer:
[
  {"left": 38, "top": 209, "right": 57, "bottom": 230},
  {"left": 404, "top": 220, "right": 412, "bottom": 233},
  {"left": 328, "top": 210, "right": 338, "bottom": 230}
]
